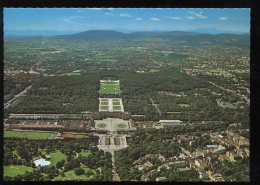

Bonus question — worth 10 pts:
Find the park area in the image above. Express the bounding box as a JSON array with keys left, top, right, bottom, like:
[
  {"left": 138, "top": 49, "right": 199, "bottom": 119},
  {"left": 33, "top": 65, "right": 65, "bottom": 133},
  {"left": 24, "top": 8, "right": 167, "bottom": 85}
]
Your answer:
[
  {"left": 52, "top": 166, "right": 96, "bottom": 181},
  {"left": 4, "top": 165, "right": 33, "bottom": 177},
  {"left": 4, "top": 130, "right": 57, "bottom": 139},
  {"left": 99, "top": 80, "right": 121, "bottom": 95}
]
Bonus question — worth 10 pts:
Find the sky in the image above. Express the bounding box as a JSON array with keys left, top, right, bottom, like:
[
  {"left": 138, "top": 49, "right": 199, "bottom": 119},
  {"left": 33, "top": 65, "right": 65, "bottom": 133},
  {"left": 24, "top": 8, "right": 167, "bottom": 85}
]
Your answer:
[{"left": 4, "top": 8, "right": 250, "bottom": 35}]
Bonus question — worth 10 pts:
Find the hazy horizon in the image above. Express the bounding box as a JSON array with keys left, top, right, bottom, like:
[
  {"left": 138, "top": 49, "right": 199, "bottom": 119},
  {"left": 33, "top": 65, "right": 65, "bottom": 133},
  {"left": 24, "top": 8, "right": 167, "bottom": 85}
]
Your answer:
[
  {"left": 4, "top": 8, "right": 250, "bottom": 36},
  {"left": 4, "top": 29, "right": 250, "bottom": 37}
]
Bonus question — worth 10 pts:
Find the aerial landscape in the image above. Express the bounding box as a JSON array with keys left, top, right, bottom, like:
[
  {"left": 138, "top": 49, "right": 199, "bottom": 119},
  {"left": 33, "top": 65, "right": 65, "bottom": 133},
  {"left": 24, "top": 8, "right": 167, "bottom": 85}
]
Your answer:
[{"left": 3, "top": 8, "right": 250, "bottom": 181}]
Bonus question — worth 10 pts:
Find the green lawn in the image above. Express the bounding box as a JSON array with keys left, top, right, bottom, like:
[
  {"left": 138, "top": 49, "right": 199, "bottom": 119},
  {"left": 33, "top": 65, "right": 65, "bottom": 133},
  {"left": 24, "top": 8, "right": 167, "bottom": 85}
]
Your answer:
[
  {"left": 49, "top": 150, "right": 67, "bottom": 166},
  {"left": 4, "top": 165, "right": 33, "bottom": 177},
  {"left": 149, "top": 69, "right": 160, "bottom": 73},
  {"left": 105, "top": 137, "right": 110, "bottom": 145},
  {"left": 112, "top": 99, "right": 120, "bottom": 101},
  {"left": 52, "top": 166, "right": 96, "bottom": 181},
  {"left": 79, "top": 150, "right": 91, "bottom": 158},
  {"left": 114, "top": 137, "right": 120, "bottom": 145},
  {"left": 113, "top": 106, "right": 122, "bottom": 110},
  {"left": 100, "top": 101, "right": 109, "bottom": 105},
  {"left": 99, "top": 84, "right": 121, "bottom": 94},
  {"left": 67, "top": 72, "right": 81, "bottom": 76},
  {"left": 96, "top": 123, "right": 107, "bottom": 128},
  {"left": 117, "top": 123, "right": 127, "bottom": 128},
  {"left": 4, "top": 130, "right": 57, "bottom": 139},
  {"left": 100, "top": 106, "right": 109, "bottom": 110},
  {"left": 112, "top": 101, "right": 121, "bottom": 105}
]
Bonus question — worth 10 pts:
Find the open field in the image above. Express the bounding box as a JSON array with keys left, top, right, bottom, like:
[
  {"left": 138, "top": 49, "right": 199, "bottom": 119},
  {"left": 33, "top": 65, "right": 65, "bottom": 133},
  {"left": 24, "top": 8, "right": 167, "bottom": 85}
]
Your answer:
[
  {"left": 105, "top": 137, "right": 110, "bottom": 145},
  {"left": 4, "top": 130, "right": 57, "bottom": 139},
  {"left": 4, "top": 165, "right": 33, "bottom": 177},
  {"left": 52, "top": 166, "right": 96, "bottom": 181},
  {"left": 114, "top": 137, "right": 120, "bottom": 145},
  {"left": 49, "top": 150, "right": 67, "bottom": 166}
]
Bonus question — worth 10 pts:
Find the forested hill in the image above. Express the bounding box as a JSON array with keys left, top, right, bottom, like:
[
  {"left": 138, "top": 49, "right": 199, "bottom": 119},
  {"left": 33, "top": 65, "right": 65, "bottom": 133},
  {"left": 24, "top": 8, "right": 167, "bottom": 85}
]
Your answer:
[
  {"left": 5, "top": 30, "right": 250, "bottom": 47},
  {"left": 53, "top": 30, "right": 249, "bottom": 46}
]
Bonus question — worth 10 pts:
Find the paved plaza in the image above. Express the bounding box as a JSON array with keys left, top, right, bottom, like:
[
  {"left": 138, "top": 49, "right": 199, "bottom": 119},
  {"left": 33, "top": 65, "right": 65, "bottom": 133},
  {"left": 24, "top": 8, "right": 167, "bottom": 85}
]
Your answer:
[{"left": 95, "top": 118, "right": 130, "bottom": 131}]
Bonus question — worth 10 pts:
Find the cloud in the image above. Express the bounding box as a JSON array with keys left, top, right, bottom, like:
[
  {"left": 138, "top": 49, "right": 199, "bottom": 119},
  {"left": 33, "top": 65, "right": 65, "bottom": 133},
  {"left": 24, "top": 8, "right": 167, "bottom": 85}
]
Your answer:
[
  {"left": 107, "top": 8, "right": 115, "bottom": 11},
  {"left": 166, "top": 16, "right": 182, "bottom": 20},
  {"left": 136, "top": 17, "right": 142, "bottom": 21},
  {"left": 150, "top": 17, "right": 160, "bottom": 21},
  {"left": 188, "top": 11, "right": 207, "bottom": 19},
  {"left": 186, "top": 16, "right": 195, "bottom": 20},
  {"left": 219, "top": 17, "right": 228, "bottom": 21},
  {"left": 59, "top": 18, "right": 70, "bottom": 22},
  {"left": 104, "top": 12, "right": 113, "bottom": 16},
  {"left": 89, "top": 8, "right": 103, "bottom": 10},
  {"left": 119, "top": 13, "right": 132, "bottom": 18}
]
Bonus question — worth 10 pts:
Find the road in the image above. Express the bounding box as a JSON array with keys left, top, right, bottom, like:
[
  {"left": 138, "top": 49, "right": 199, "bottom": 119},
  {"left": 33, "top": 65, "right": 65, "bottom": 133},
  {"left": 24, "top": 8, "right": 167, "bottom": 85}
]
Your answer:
[
  {"left": 95, "top": 133, "right": 128, "bottom": 181},
  {"left": 149, "top": 98, "right": 162, "bottom": 115},
  {"left": 111, "top": 151, "right": 120, "bottom": 181},
  {"left": 4, "top": 84, "right": 33, "bottom": 109}
]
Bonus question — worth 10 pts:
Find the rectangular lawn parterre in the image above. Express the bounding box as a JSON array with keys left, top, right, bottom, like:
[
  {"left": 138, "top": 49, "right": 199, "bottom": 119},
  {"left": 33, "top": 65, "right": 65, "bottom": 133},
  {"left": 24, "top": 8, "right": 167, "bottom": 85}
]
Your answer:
[
  {"left": 114, "top": 137, "right": 120, "bottom": 145},
  {"left": 112, "top": 101, "right": 121, "bottom": 105},
  {"left": 100, "top": 106, "right": 109, "bottom": 110},
  {"left": 100, "top": 101, "right": 109, "bottom": 105},
  {"left": 113, "top": 106, "right": 122, "bottom": 110},
  {"left": 99, "top": 83, "right": 121, "bottom": 95},
  {"left": 105, "top": 137, "right": 110, "bottom": 145},
  {"left": 4, "top": 130, "right": 57, "bottom": 139}
]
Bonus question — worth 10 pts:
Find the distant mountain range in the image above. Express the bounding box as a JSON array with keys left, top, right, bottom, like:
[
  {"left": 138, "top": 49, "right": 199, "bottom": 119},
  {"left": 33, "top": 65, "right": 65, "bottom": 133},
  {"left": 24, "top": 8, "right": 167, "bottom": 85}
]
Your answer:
[
  {"left": 54, "top": 30, "right": 249, "bottom": 46},
  {"left": 5, "top": 29, "right": 248, "bottom": 36},
  {"left": 5, "top": 30, "right": 250, "bottom": 47}
]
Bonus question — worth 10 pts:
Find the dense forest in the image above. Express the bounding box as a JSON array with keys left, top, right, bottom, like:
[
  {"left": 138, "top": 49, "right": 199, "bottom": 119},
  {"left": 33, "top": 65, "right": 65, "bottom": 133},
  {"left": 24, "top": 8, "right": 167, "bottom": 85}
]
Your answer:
[
  {"left": 5, "top": 68, "right": 249, "bottom": 125},
  {"left": 6, "top": 74, "right": 99, "bottom": 114}
]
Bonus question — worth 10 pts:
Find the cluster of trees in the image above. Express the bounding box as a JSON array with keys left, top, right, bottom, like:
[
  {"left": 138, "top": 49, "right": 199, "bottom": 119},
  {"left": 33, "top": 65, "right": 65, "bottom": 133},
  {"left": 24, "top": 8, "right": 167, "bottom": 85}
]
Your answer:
[
  {"left": 115, "top": 130, "right": 183, "bottom": 180},
  {"left": 211, "top": 159, "right": 249, "bottom": 181},
  {"left": 4, "top": 137, "right": 112, "bottom": 181},
  {"left": 162, "top": 167, "right": 199, "bottom": 181}
]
